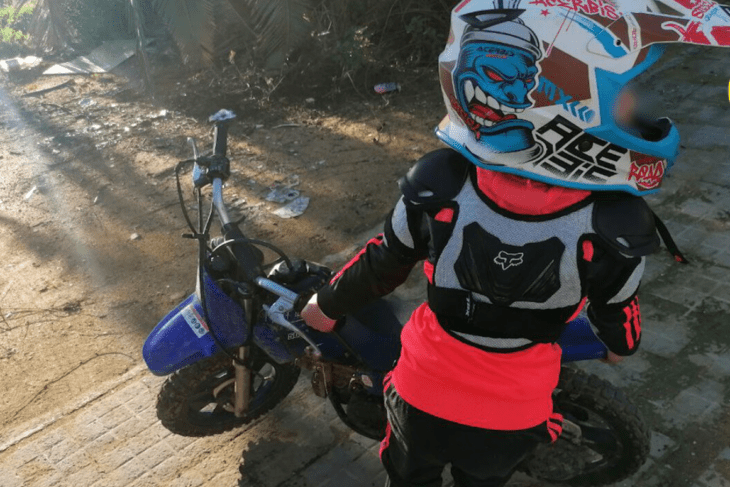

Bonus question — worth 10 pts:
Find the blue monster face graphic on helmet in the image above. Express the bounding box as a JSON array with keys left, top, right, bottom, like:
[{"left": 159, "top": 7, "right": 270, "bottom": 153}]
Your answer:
[{"left": 452, "top": 11, "right": 544, "bottom": 156}]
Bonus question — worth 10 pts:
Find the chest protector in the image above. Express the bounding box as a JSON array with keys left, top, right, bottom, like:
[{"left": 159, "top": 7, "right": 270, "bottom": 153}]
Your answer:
[{"left": 424, "top": 171, "right": 595, "bottom": 343}]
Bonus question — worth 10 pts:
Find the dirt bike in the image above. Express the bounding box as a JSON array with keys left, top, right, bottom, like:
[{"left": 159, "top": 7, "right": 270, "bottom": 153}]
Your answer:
[{"left": 142, "top": 110, "right": 650, "bottom": 486}]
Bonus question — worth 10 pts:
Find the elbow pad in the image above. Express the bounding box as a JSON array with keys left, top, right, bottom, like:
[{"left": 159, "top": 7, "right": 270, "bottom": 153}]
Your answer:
[
  {"left": 593, "top": 195, "right": 660, "bottom": 258},
  {"left": 398, "top": 149, "right": 470, "bottom": 206}
]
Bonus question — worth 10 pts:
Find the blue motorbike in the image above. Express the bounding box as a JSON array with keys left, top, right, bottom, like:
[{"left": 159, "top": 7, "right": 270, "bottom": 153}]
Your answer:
[{"left": 143, "top": 110, "right": 650, "bottom": 486}]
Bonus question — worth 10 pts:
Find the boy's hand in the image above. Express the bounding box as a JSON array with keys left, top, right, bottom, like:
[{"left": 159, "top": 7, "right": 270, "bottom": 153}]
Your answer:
[
  {"left": 300, "top": 294, "right": 337, "bottom": 333},
  {"left": 602, "top": 350, "right": 624, "bottom": 364}
]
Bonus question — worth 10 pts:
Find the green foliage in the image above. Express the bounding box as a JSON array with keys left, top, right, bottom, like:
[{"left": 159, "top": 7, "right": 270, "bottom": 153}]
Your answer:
[
  {"left": 151, "top": 0, "right": 216, "bottom": 66},
  {"left": 299, "top": 0, "right": 451, "bottom": 81},
  {"left": 226, "top": 0, "right": 314, "bottom": 70},
  {"left": 0, "top": 3, "right": 34, "bottom": 45},
  {"left": 10, "top": 0, "right": 450, "bottom": 80},
  {"left": 332, "top": 26, "right": 372, "bottom": 73},
  {"left": 404, "top": 13, "right": 445, "bottom": 63}
]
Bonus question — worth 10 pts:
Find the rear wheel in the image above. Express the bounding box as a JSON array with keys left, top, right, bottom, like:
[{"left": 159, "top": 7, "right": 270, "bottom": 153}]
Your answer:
[
  {"left": 329, "top": 387, "right": 387, "bottom": 440},
  {"left": 156, "top": 349, "right": 300, "bottom": 436},
  {"left": 521, "top": 367, "right": 650, "bottom": 486}
]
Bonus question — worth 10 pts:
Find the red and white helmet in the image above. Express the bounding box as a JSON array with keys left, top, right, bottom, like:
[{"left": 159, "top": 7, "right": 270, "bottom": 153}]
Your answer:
[{"left": 436, "top": 0, "right": 730, "bottom": 194}]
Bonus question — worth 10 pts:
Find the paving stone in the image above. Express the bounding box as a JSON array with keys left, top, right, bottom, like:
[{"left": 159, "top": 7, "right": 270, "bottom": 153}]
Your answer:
[
  {"left": 147, "top": 454, "right": 187, "bottom": 482},
  {"left": 5, "top": 442, "right": 43, "bottom": 469},
  {"left": 64, "top": 465, "right": 101, "bottom": 487},
  {"left": 687, "top": 85, "right": 730, "bottom": 106},
  {"left": 646, "top": 281, "right": 705, "bottom": 312},
  {"left": 707, "top": 250, "right": 730, "bottom": 268},
  {"left": 98, "top": 444, "right": 137, "bottom": 472},
  {"left": 201, "top": 471, "right": 241, "bottom": 487},
  {"left": 14, "top": 453, "right": 56, "bottom": 484},
  {"left": 27, "top": 472, "right": 65, "bottom": 487},
  {"left": 100, "top": 442, "right": 177, "bottom": 487},
  {"left": 702, "top": 232, "right": 730, "bottom": 252},
  {"left": 70, "top": 418, "right": 108, "bottom": 443},
  {"left": 336, "top": 445, "right": 384, "bottom": 483},
  {"left": 137, "top": 441, "right": 176, "bottom": 471},
  {"left": 121, "top": 424, "right": 172, "bottom": 457},
  {"left": 112, "top": 415, "right": 152, "bottom": 440},
  {"left": 167, "top": 471, "right": 205, "bottom": 487},
  {"left": 125, "top": 391, "right": 155, "bottom": 415},
  {"left": 661, "top": 380, "right": 725, "bottom": 428},
  {"left": 688, "top": 351, "right": 730, "bottom": 378},
  {"left": 101, "top": 458, "right": 151, "bottom": 487},
  {"left": 98, "top": 405, "right": 135, "bottom": 430},
  {"left": 164, "top": 434, "right": 199, "bottom": 452},
  {"left": 85, "top": 430, "right": 120, "bottom": 456},
  {"left": 680, "top": 199, "right": 719, "bottom": 220},
  {"left": 698, "top": 468, "right": 730, "bottom": 487},
  {"left": 642, "top": 257, "right": 675, "bottom": 284},
  {"left": 46, "top": 436, "right": 82, "bottom": 464},
  {"left": 129, "top": 476, "right": 161, "bottom": 487},
  {"left": 299, "top": 445, "right": 359, "bottom": 486},
  {"left": 54, "top": 449, "right": 93, "bottom": 475},
  {"left": 0, "top": 469, "right": 25, "bottom": 487},
  {"left": 112, "top": 382, "right": 151, "bottom": 405},
  {"left": 74, "top": 401, "right": 111, "bottom": 426},
  {"left": 641, "top": 326, "right": 692, "bottom": 358},
  {"left": 32, "top": 430, "right": 66, "bottom": 452},
  {"left": 615, "top": 457, "right": 657, "bottom": 487}
]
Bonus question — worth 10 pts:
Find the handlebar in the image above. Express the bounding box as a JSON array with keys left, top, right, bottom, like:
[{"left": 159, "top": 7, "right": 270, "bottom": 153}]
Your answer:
[
  {"left": 213, "top": 123, "right": 229, "bottom": 157},
  {"left": 209, "top": 109, "right": 236, "bottom": 158},
  {"left": 212, "top": 178, "right": 232, "bottom": 226},
  {"left": 188, "top": 109, "right": 322, "bottom": 354}
]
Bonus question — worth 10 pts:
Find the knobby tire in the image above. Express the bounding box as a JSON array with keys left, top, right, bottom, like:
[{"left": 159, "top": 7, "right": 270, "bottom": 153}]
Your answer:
[{"left": 156, "top": 350, "right": 300, "bottom": 437}]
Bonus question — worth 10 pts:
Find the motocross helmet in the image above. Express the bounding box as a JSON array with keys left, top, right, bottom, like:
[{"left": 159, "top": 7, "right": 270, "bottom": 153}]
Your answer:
[{"left": 436, "top": 0, "right": 730, "bottom": 195}]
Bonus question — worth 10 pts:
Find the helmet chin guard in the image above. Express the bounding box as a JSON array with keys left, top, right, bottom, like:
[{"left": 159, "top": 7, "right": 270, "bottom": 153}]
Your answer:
[{"left": 437, "top": 0, "right": 730, "bottom": 195}]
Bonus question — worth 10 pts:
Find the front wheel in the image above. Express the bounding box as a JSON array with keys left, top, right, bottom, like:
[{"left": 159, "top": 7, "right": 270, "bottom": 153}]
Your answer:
[
  {"left": 156, "top": 349, "right": 301, "bottom": 436},
  {"left": 521, "top": 367, "right": 650, "bottom": 486}
]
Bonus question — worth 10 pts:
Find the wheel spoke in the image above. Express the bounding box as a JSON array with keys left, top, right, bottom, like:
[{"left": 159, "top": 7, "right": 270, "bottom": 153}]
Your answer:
[
  {"left": 158, "top": 351, "right": 300, "bottom": 435},
  {"left": 188, "top": 391, "right": 219, "bottom": 412}
]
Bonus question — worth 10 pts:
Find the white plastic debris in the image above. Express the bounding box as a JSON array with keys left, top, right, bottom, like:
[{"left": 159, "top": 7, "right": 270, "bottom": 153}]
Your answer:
[
  {"left": 0, "top": 56, "right": 42, "bottom": 73},
  {"left": 266, "top": 187, "right": 300, "bottom": 203},
  {"left": 24, "top": 186, "right": 38, "bottom": 201},
  {"left": 43, "top": 40, "right": 144, "bottom": 75},
  {"left": 273, "top": 197, "right": 309, "bottom": 219}
]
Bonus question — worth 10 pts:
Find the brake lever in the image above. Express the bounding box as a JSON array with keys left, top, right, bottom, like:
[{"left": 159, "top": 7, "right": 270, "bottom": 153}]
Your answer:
[
  {"left": 256, "top": 277, "right": 322, "bottom": 357},
  {"left": 263, "top": 299, "right": 322, "bottom": 358},
  {"left": 187, "top": 137, "right": 200, "bottom": 160}
]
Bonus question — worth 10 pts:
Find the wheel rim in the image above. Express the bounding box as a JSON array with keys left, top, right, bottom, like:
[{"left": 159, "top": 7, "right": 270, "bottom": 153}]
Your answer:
[
  {"left": 558, "top": 403, "right": 623, "bottom": 477},
  {"left": 525, "top": 401, "right": 625, "bottom": 482},
  {"left": 185, "top": 360, "right": 279, "bottom": 427}
]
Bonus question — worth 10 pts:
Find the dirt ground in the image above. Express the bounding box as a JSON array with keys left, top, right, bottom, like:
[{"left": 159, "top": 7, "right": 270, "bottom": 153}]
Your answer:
[{"left": 0, "top": 55, "right": 444, "bottom": 434}]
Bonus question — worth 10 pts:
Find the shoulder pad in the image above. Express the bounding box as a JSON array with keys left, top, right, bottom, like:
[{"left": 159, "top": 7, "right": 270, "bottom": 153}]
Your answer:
[
  {"left": 398, "top": 149, "right": 470, "bottom": 205},
  {"left": 593, "top": 195, "right": 659, "bottom": 257}
]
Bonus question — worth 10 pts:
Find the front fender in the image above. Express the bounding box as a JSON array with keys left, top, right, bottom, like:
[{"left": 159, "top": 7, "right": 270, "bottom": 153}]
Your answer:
[{"left": 143, "top": 274, "right": 248, "bottom": 376}]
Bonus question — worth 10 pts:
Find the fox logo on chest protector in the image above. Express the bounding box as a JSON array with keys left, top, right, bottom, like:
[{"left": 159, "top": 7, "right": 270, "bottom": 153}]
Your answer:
[{"left": 494, "top": 251, "right": 524, "bottom": 270}]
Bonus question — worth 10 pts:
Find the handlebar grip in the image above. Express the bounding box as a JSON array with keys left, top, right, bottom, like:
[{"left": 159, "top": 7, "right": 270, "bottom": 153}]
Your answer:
[
  {"left": 213, "top": 123, "right": 229, "bottom": 157},
  {"left": 222, "top": 223, "right": 264, "bottom": 282}
]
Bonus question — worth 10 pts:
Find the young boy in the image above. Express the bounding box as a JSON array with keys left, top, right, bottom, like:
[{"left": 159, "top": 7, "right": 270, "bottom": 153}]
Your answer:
[{"left": 303, "top": 1, "right": 730, "bottom": 485}]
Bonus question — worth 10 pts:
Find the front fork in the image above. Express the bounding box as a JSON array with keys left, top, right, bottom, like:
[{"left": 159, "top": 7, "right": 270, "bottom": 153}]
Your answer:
[
  {"left": 234, "top": 345, "right": 251, "bottom": 417},
  {"left": 233, "top": 297, "right": 256, "bottom": 417}
]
